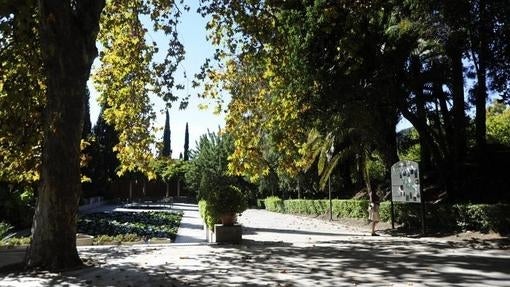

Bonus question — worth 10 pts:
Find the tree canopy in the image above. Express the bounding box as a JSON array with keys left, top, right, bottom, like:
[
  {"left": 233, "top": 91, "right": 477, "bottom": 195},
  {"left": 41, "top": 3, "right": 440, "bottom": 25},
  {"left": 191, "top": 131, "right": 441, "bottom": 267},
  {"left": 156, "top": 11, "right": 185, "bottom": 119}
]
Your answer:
[{"left": 199, "top": 0, "right": 510, "bottom": 201}]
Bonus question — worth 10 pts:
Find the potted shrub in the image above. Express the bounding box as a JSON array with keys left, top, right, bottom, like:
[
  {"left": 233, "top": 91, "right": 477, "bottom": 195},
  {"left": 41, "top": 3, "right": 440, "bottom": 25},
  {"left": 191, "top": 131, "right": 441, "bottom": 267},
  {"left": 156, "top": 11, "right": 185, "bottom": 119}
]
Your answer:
[
  {"left": 199, "top": 174, "right": 247, "bottom": 228},
  {"left": 211, "top": 185, "right": 247, "bottom": 226}
]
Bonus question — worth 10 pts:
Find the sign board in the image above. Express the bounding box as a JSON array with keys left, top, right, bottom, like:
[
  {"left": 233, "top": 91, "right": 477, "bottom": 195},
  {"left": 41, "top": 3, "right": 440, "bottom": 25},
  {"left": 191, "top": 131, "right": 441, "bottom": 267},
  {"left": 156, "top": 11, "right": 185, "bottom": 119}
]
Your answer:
[{"left": 391, "top": 160, "right": 421, "bottom": 203}]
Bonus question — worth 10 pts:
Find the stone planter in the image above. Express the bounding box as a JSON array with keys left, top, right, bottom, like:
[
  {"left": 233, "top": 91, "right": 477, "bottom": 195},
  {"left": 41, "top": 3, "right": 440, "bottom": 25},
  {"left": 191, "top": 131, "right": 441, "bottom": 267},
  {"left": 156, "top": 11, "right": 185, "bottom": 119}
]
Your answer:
[
  {"left": 214, "top": 224, "right": 242, "bottom": 244},
  {"left": 76, "top": 233, "right": 94, "bottom": 246},
  {"left": 149, "top": 238, "right": 171, "bottom": 244}
]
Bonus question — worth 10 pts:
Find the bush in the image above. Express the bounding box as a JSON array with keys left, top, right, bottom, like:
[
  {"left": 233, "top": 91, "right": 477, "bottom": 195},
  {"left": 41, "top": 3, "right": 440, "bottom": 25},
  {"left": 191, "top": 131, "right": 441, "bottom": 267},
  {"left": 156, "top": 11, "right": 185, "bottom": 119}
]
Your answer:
[
  {"left": 0, "top": 222, "right": 13, "bottom": 239},
  {"left": 265, "top": 198, "right": 510, "bottom": 234},
  {"left": 199, "top": 200, "right": 220, "bottom": 229},
  {"left": 77, "top": 211, "right": 182, "bottom": 240},
  {"left": 264, "top": 196, "right": 285, "bottom": 213},
  {"left": 0, "top": 236, "right": 31, "bottom": 247},
  {"left": 0, "top": 184, "right": 36, "bottom": 229},
  {"left": 94, "top": 233, "right": 141, "bottom": 245}
]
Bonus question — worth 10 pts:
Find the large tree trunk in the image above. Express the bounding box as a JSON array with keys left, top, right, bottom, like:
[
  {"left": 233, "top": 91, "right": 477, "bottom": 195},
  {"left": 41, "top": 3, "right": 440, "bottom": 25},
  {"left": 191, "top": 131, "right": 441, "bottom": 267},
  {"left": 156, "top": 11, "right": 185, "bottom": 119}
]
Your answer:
[
  {"left": 475, "top": 0, "right": 488, "bottom": 157},
  {"left": 450, "top": 46, "right": 466, "bottom": 163},
  {"left": 26, "top": 0, "right": 104, "bottom": 270}
]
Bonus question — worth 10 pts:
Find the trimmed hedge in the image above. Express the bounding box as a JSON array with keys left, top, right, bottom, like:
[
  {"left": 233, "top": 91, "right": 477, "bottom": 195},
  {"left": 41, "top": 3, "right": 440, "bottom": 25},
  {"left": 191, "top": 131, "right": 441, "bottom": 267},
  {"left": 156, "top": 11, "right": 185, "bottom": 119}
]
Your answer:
[{"left": 263, "top": 197, "right": 510, "bottom": 234}]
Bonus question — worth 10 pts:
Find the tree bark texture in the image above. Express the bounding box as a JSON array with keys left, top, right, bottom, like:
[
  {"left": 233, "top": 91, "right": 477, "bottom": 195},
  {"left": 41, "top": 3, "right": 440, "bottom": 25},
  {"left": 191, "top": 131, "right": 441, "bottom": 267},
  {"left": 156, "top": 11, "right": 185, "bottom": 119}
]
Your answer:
[
  {"left": 26, "top": 0, "right": 104, "bottom": 270},
  {"left": 475, "top": 0, "right": 488, "bottom": 157}
]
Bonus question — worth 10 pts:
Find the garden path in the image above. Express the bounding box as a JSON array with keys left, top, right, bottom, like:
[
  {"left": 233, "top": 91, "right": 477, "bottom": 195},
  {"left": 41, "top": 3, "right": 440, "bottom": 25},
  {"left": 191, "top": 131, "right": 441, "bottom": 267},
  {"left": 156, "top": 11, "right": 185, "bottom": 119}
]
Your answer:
[
  {"left": 1, "top": 206, "right": 509, "bottom": 286},
  {"left": 172, "top": 203, "right": 206, "bottom": 244}
]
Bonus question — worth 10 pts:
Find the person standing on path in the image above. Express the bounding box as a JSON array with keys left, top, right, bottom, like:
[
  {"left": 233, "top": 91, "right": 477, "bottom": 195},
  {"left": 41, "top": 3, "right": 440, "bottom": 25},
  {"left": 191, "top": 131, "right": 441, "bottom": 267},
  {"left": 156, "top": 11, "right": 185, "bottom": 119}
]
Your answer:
[{"left": 369, "top": 191, "right": 380, "bottom": 236}]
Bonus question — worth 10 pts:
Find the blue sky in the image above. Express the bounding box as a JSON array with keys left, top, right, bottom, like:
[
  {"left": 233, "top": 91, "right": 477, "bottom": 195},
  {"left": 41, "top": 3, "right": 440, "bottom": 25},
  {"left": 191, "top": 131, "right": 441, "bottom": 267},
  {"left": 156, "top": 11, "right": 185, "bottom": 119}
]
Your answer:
[{"left": 88, "top": 2, "right": 227, "bottom": 158}]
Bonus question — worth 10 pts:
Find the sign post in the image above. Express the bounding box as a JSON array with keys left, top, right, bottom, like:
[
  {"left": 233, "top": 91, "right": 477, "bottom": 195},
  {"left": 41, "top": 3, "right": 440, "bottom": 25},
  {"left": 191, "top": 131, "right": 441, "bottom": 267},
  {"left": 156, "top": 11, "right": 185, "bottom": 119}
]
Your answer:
[{"left": 391, "top": 160, "right": 425, "bottom": 234}]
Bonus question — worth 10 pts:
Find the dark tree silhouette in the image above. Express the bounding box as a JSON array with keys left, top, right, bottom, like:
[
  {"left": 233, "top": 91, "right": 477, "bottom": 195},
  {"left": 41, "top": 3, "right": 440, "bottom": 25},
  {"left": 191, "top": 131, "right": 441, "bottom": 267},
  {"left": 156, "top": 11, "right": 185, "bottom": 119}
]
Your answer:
[
  {"left": 162, "top": 109, "right": 172, "bottom": 157},
  {"left": 184, "top": 122, "right": 189, "bottom": 161}
]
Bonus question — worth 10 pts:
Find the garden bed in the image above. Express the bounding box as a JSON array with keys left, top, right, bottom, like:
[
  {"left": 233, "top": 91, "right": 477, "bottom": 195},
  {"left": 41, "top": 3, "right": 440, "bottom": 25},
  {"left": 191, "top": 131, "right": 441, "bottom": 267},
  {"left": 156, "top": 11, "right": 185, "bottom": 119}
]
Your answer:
[{"left": 1, "top": 211, "right": 182, "bottom": 247}]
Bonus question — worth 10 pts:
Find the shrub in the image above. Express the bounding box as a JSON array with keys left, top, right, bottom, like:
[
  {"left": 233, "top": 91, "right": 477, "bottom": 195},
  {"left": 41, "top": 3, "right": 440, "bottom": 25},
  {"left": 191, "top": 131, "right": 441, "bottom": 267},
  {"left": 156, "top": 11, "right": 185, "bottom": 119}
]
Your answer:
[
  {"left": 265, "top": 198, "right": 510, "bottom": 234},
  {"left": 199, "top": 199, "right": 220, "bottom": 229},
  {"left": 0, "top": 236, "right": 31, "bottom": 247},
  {"left": 0, "top": 222, "right": 13, "bottom": 239},
  {"left": 94, "top": 233, "right": 141, "bottom": 245},
  {"left": 0, "top": 184, "right": 36, "bottom": 229},
  {"left": 77, "top": 211, "right": 182, "bottom": 240},
  {"left": 264, "top": 196, "right": 285, "bottom": 213}
]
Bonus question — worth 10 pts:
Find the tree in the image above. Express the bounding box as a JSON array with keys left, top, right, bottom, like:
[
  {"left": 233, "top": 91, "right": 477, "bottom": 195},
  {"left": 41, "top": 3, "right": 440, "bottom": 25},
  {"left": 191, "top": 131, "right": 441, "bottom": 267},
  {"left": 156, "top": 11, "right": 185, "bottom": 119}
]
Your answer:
[
  {"left": 1, "top": 0, "right": 185, "bottom": 270},
  {"left": 486, "top": 102, "right": 510, "bottom": 146},
  {"left": 0, "top": 1, "right": 44, "bottom": 183},
  {"left": 24, "top": 0, "right": 106, "bottom": 270},
  {"left": 89, "top": 106, "right": 120, "bottom": 194},
  {"left": 161, "top": 109, "right": 172, "bottom": 157},
  {"left": 183, "top": 122, "right": 190, "bottom": 161}
]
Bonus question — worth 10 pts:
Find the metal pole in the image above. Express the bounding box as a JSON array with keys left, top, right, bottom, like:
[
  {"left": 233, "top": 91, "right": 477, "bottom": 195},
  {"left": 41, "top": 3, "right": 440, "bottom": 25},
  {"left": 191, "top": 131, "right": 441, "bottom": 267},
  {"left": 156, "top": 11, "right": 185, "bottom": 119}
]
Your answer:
[
  {"left": 390, "top": 194, "right": 395, "bottom": 229},
  {"left": 420, "top": 168, "right": 426, "bottom": 235},
  {"left": 329, "top": 177, "right": 332, "bottom": 221}
]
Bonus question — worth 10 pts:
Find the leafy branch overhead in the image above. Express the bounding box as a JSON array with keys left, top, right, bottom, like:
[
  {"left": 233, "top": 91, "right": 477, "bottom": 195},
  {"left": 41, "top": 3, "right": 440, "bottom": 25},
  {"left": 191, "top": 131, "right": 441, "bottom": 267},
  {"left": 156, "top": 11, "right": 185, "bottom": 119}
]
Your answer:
[{"left": 93, "top": 0, "right": 187, "bottom": 179}]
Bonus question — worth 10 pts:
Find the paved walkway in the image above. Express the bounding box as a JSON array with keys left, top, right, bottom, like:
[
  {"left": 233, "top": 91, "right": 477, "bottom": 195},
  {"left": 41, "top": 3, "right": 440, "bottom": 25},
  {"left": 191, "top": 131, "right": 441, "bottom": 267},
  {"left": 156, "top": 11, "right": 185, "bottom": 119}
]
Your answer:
[
  {"left": 172, "top": 203, "right": 205, "bottom": 244},
  {"left": 1, "top": 206, "right": 509, "bottom": 286}
]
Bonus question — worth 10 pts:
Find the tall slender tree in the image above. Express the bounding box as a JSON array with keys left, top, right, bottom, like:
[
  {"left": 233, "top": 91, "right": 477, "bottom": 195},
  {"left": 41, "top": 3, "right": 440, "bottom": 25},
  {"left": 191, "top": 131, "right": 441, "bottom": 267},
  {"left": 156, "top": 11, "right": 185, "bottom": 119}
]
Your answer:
[
  {"left": 183, "top": 122, "right": 190, "bottom": 161},
  {"left": 162, "top": 109, "right": 172, "bottom": 157}
]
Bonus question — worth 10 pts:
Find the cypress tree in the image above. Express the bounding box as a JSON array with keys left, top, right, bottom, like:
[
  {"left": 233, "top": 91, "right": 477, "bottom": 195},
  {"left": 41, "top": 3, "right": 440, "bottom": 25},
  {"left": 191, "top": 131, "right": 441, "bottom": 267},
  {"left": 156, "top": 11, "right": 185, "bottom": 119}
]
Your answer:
[
  {"left": 162, "top": 109, "right": 172, "bottom": 157},
  {"left": 184, "top": 122, "right": 189, "bottom": 161},
  {"left": 91, "top": 107, "right": 120, "bottom": 193}
]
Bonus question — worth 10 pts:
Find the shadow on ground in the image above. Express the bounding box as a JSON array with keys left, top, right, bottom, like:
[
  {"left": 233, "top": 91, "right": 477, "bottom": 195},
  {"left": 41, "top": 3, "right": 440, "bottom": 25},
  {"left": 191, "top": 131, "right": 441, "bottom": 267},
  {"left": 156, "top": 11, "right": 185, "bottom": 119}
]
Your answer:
[{"left": 2, "top": 237, "right": 509, "bottom": 286}]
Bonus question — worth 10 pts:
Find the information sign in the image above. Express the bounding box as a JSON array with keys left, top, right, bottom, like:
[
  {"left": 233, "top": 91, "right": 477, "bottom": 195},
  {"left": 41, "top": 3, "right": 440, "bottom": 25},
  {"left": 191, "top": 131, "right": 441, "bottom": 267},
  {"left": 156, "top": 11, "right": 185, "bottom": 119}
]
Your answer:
[{"left": 391, "top": 160, "right": 421, "bottom": 203}]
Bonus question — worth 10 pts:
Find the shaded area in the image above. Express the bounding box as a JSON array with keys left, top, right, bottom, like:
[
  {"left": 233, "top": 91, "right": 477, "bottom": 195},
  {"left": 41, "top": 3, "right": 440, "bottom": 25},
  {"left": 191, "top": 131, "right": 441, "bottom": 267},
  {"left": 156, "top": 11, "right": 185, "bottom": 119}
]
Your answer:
[{"left": 2, "top": 237, "right": 509, "bottom": 286}]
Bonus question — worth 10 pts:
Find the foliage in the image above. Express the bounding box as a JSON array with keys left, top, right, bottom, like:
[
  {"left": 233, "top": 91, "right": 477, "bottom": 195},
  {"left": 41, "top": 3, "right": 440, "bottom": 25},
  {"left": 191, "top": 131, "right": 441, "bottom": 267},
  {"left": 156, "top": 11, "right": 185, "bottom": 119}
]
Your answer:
[
  {"left": 93, "top": 233, "right": 141, "bottom": 245},
  {"left": 1, "top": 0, "right": 187, "bottom": 270},
  {"left": 199, "top": 0, "right": 510, "bottom": 203},
  {"left": 183, "top": 122, "right": 190, "bottom": 161},
  {"left": 0, "top": 236, "right": 31, "bottom": 247},
  {"left": 88, "top": 107, "right": 121, "bottom": 194},
  {"left": 0, "top": 184, "right": 36, "bottom": 229},
  {"left": 486, "top": 103, "right": 510, "bottom": 146},
  {"left": 198, "top": 199, "right": 217, "bottom": 230},
  {"left": 161, "top": 109, "right": 172, "bottom": 157},
  {"left": 93, "top": 0, "right": 187, "bottom": 179},
  {"left": 264, "top": 196, "right": 285, "bottom": 213},
  {"left": 77, "top": 211, "right": 182, "bottom": 241},
  {"left": 155, "top": 158, "right": 189, "bottom": 183},
  {"left": 0, "top": 222, "right": 13, "bottom": 239},
  {"left": 190, "top": 131, "right": 249, "bottom": 228},
  {"left": 397, "top": 128, "right": 421, "bottom": 162},
  {"left": 265, "top": 197, "right": 510, "bottom": 234},
  {"left": 185, "top": 130, "right": 232, "bottom": 194},
  {"left": 0, "top": 2, "right": 44, "bottom": 183}
]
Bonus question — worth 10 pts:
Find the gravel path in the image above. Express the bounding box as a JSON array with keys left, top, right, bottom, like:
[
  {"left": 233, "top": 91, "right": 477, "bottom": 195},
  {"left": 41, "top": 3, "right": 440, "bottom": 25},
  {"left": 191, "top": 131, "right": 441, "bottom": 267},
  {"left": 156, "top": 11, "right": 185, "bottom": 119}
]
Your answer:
[{"left": 1, "top": 207, "right": 509, "bottom": 287}]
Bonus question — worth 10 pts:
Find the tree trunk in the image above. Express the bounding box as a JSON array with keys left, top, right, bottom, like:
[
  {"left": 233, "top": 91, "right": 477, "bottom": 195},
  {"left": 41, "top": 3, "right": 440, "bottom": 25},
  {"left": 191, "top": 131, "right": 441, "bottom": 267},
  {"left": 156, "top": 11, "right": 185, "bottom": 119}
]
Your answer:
[
  {"left": 446, "top": 34, "right": 467, "bottom": 202},
  {"left": 411, "top": 56, "right": 431, "bottom": 171},
  {"left": 26, "top": 0, "right": 104, "bottom": 270},
  {"left": 450, "top": 46, "right": 466, "bottom": 163},
  {"left": 475, "top": 0, "right": 488, "bottom": 157}
]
